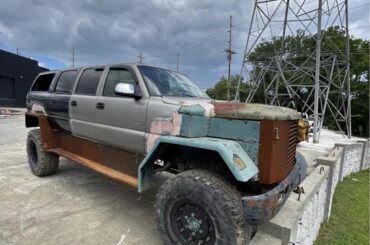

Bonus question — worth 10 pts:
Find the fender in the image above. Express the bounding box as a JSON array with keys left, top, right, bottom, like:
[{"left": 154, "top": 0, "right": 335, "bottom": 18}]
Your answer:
[
  {"left": 138, "top": 136, "right": 259, "bottom": 192},
  {"left": 25, "top": 103, "right": 47, "bottom": 127}
]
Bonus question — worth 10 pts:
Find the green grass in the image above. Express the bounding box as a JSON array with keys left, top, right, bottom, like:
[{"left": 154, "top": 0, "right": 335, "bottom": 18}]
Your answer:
[{"left": 315, "top": 170, "right": 369, "bottom": 245}]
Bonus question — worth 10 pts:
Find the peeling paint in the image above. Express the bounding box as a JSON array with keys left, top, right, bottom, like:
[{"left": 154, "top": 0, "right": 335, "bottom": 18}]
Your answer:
[
  {"left": 31, "top": 103, "right": 46, "bottom": 114},
  {"left": 146, "top": 112, "right": 182, "bottom": 153},
  {"left": 180, "top": 101, "right": 216, "bottom": 117},
  {"left": 212, "top": 102, "right": 300, "bottom": 120},
  {"left": 242, "top": 158, "right": 307, "bottom": 225},
  {"left": 143, "top": 100, "right": 300, "bottom": 193},
  {"left": 139, "top": 136, "right": 259, "bottom": 192}
]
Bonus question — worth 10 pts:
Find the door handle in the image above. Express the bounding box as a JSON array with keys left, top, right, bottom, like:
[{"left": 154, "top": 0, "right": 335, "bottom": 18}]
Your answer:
[
  {"left": 71, "top": 100, "right": 77, "bottom": 107},
  {"left": 96, "top": 102, "right": 105, "bottom": 110}
]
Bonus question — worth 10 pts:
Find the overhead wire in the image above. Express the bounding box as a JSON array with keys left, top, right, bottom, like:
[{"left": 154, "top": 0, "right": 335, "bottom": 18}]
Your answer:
[{"left": 149, "top": 1, "right": 369, "bottom": 70}]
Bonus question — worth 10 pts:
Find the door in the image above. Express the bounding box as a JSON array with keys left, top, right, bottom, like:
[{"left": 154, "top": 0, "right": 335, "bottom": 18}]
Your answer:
[
  {"left": 70, "top": 67, "right": 104, "bottom": 141},
  {"left": 48, "top": 70, "right": 78, "bottom": 132},
  {"left": 95, "top": 66, "right": 148, "bottom": 154}
]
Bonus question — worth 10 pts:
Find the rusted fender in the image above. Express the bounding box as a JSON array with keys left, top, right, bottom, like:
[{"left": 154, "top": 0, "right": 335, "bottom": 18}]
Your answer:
[{"left": 138, "top": 136, "right": 259, "bottom": 192}]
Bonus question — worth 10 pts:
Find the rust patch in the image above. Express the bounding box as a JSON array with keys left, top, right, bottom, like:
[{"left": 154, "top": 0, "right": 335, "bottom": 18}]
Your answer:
[
  {"left": 242, "top": 161, "right": 305, "bottom": 225},
  {"left": 26, "top": 112, "right": 139, "bottom": 188},
  {"left": 247, "top": 199, "right": 257, "bottom": 206},
  {"left": 212, "top": 101, "right": 246, "bottom": 113},
  {"left": 146, "top": 112, "right": 183, "bottom": 153},
  {"left": 258, "top": 120, "right": 297, "bottom": 184},
  {"left": 26, "top": 112, "right": 58, "bottom": 150}
]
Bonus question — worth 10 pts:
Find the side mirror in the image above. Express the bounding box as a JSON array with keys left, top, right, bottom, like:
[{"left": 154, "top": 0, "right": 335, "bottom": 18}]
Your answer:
[{"left": 114, "top": 83, "right": 141, "bottom": 98}]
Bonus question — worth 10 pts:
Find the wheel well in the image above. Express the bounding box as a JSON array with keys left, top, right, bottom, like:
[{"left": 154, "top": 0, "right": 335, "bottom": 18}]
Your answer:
[{"left": 152, "top": 143, "right": 235, "bottom": 182}]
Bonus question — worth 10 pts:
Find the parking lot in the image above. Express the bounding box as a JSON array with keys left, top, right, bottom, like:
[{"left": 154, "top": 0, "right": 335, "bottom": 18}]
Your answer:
[{"left": 0, "top": 115, "right": 163, "bottom": 245}]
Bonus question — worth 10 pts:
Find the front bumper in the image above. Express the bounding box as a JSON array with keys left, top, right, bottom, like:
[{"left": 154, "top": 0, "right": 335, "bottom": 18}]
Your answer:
[{"left": 242, "top": 157, "right": 307, "bottom": 225}]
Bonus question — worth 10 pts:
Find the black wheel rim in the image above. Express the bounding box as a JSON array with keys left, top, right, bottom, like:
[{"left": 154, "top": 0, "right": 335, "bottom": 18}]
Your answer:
[
  {"left": 28, "top": 139, "right": 38, "bottom": 168},
  {"left": 170, "top": 201, "right": 216, "bottom": 245}
]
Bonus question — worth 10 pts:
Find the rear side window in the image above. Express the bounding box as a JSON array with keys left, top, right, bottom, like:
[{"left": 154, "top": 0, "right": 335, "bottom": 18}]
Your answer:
[
  {"left": 31, "top": 73, "right": 55, "bottom": 91},
  {"left": 103, "top": 69, "right": 136, "bottom": 97},
  {"left": 75, "top": 68, "right": 103, "bottom": 95},
  {"left": 55, "top": 70, "right": 78, "bottom": 94}
]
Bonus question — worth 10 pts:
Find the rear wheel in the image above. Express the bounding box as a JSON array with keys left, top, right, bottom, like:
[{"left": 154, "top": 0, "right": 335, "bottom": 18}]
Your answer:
[
  {"left": 155, "top": 169, "right": 250, "bottom": 245},
  {"left": 27, "top": 129, "right": 59, "bottom": 176}
]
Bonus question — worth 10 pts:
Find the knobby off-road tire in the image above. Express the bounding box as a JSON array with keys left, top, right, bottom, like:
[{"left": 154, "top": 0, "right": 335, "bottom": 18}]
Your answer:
[
  {"left": 155, "top": 169, "right": 250, "bottom": 245},
  {"left": 26, "top": 129, "right": 59, "bottom": 176}
]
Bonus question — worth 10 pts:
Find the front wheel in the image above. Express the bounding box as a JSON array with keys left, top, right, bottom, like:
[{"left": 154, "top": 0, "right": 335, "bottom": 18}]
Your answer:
[{"left": 155, "top": 170, "right": 250, "bottom": 245}]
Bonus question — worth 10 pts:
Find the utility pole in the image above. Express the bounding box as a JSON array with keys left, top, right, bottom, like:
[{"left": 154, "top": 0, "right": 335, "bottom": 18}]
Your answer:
[
  {"left": 138, "top": 52, "right": 144, "bottom": 64},
  {"left": 225, "top": 15, "right": 236, "bottom": 101},
  {"left": 72, "top": 47, "right": 75, "bottom": 68},
  {"left": 16, "top": 48, "right": 19, "bottom": 55},
  {"left": 176, "top": 53, "right": 179, "bottom": 72}
]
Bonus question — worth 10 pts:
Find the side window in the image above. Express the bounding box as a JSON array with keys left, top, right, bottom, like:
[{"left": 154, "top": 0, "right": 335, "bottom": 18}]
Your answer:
[
  {"left": 103, "top": 68, "right": 136, "bottom": 97},
  {"left": 31, "top": 73, "right": 55, "bottom": 91},
  {"left": 54, "top": 70, "right": 78, "bottom": 94},
  {"left": 75, "top": 68, "right": 103, "bottom": 95}
]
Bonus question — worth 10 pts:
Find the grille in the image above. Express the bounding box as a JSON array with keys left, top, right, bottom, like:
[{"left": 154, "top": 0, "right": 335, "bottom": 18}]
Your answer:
[
  {"left": 285, "top": 120, "right": 298, "bottom": 176},
  {"left": 258, "top": 119, "right": 299, "bottom": 184}
]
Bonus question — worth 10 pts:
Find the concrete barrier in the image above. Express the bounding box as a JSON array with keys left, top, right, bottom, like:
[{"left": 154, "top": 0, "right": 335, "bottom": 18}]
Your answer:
[{"left": 251, "top": 139, "right": 369, "bottom": 245}]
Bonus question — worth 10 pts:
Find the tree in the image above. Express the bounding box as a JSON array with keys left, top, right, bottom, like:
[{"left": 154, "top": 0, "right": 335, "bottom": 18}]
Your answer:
[
  {"left": 206, "top": 75, "right": 248, "bottom": 101},
  {"left": 206, "top": 27, "right": 369, "bottom": 137}
]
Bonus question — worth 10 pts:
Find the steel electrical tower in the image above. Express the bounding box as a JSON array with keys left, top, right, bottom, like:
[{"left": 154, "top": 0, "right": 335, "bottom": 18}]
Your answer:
[{"left": 236, "top": 0, "right": 352, "bottom": 142}]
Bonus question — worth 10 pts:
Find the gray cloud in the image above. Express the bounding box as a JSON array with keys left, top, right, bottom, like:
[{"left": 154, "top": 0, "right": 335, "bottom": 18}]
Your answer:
[{"left": 0, "top": 0, "right": 368, "bottom": 89}]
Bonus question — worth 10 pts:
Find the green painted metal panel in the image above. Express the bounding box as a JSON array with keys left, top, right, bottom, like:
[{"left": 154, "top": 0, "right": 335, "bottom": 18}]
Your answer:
[
  {"left": 208, "top": 118, "right": 260, "bottom": 142},
  {"left": 207, "top": 118, "right": 260, "bottom": 164},
  {"left": 138, "top": 136, "right": 259, "bottom": 192},
  {"left": 178, "top": 104, "right": 206, "bottom": 116},
  {"left": 179, "top": 114, "right": 209, "bottom": 137},
  {"left": 237, "top": 140, "right": 259, "bottom": 164}
]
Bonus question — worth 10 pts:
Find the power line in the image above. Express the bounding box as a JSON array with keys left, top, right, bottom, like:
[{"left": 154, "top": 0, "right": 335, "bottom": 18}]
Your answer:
[
  {"left": 154, "top": 29, "right": 226, "bottom": 59},
  {"left": 141, "top": 2, "right": 368, "bottom": 76},
  {"left": 176, "top": 53, "right": 179, "bottom": 72},
  {"left": 72, "top": 47, "right": 75, "bottom": 68}
]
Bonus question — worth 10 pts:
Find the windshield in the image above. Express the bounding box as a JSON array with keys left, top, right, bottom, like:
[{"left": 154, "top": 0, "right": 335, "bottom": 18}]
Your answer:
[{"left": 138, "top": 66, "right": 208, "bottom": 98}]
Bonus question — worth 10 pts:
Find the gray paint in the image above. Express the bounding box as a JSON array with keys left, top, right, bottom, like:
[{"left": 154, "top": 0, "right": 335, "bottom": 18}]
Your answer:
[
  {"left": 69, "top": 94, "right": 98, "bottom": 140},
  {"left": 145, "top": 96, "right": 180, "bottom": 132}
]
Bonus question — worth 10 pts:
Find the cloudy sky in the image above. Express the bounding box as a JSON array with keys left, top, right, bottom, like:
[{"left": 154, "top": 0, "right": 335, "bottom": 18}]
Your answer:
[{"left": 0, "top": 0, "right": 369, "bottom": 89}]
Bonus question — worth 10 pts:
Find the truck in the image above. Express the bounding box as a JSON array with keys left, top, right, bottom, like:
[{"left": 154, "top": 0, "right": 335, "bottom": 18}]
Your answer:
[{"left": 25, "top": 64, "right": 307, "bottom": 244}]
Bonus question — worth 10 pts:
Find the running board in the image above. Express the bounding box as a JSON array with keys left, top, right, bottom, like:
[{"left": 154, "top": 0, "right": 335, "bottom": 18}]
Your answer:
[{"left": 50, "top": 148, "right": 138, "bottom": 188}]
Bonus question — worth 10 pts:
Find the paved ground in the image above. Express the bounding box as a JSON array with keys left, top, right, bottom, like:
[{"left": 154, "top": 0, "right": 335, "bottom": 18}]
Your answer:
[
  {"left": 0, "top": 115, "right": 163, "bottom": 245},
  {"left": 2, "top": 114, "right": 360, "bottom": 245}
]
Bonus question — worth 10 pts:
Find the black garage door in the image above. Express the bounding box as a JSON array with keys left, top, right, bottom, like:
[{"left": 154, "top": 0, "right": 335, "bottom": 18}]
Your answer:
[{"left": 0, "top": 75, "right": 15, "bottom": 99}]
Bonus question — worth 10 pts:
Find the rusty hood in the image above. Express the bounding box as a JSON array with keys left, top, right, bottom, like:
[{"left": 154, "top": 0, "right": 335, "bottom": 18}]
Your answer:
[{"left": 163, "top": 97, "right": 300, "bottom": 120}]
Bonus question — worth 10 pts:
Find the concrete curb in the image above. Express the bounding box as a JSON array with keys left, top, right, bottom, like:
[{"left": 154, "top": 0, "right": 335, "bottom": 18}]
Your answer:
[
  {"left": 251, "top": 140, "right": 369, "bottom": 245},
  {"left": 0, "top": 108, "right": 25, "bottom": 118}
]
